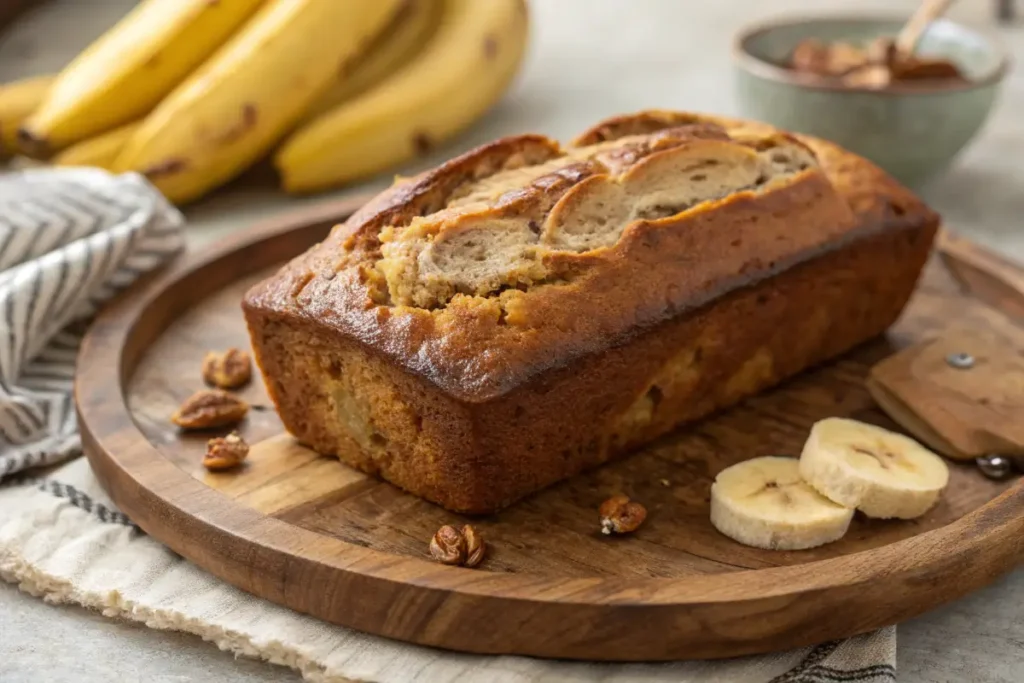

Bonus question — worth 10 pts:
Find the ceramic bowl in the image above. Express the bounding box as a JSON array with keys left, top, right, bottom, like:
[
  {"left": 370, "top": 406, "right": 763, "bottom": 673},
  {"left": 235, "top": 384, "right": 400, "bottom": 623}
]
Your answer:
[{"left": 733, "top": 16, "right": 1009, "bottom": 187}]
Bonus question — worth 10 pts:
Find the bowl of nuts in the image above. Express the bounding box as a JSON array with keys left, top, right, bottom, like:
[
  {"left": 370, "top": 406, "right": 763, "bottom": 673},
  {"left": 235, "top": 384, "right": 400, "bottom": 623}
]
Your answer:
[{"left": 733, "top": 15, "right": 1009, "bottom": 187}]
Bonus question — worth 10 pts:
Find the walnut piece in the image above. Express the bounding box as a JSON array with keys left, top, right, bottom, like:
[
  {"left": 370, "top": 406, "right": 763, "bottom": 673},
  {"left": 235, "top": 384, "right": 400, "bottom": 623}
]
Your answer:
[
  {"left": 599, "top": 494, "right": 647, "bottom": 535},
  {"left": 171, "top": 389, "right": 249, "bottom": 429},
  {"left": 202, "top": 348, "right": 253, "bottom": 389},
  {"left": 429, "top": 525, "right": 487, "bottom": 567},
  {"left": 203, "top": 432, "right": 250, "bottom": 471}
]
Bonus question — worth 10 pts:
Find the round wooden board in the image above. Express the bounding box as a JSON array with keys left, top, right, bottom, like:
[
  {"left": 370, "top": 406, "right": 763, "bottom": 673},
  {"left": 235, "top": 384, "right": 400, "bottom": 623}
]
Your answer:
[{"left": 77, "top": 197, "right": 1024, "bottom": 661}]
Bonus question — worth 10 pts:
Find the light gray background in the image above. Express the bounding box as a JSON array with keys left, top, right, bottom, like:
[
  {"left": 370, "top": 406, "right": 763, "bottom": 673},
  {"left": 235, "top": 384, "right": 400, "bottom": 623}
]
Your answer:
[{"left": 0, "top": 1, "right": 1021, "bottom": 681}]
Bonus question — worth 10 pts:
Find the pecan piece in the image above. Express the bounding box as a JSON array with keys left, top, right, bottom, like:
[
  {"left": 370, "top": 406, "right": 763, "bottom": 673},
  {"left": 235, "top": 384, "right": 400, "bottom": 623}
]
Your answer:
[
  {"left": 172, "top": 389, "right": 249, "bottom": 429},
  {"left": 599, "top": 494, "right": 647, "bottom": 535},
  {"left": 203, "top": 432, "right": 249, "bottom": 471},
  {"left": 202, "top": 348, "right": 252, "bottom": 389},
  {"left": 428, "top": 525, "right": 487, "bottom": 567},
  {"left": 462, "top": 525, "right": 486, "bottom": 568},
  {"left": 429, "top": 525, "right": 466, "bottom": 565}
]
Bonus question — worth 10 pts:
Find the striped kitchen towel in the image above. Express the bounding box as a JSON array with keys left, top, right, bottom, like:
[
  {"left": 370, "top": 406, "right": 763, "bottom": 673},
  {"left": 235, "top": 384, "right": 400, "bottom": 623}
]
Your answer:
[{"left": 0, "top": 167, "right": 184, "bottom": 478}]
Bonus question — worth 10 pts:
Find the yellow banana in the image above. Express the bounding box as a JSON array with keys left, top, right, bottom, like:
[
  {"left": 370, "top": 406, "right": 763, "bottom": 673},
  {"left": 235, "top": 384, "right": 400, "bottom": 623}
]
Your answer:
[
  {"left": 114, "top": 0, "right": 403, "bottom": 205},
  {"left": 0, "top": 74, "right": 54, "bottom": 158},
  {"left": 302, "top": 0, "right": 443, "bottom": 122},
  {"left": 52, "top": 123, "right": 139, "bottom": 169},
  {"left": 37, "top": 1, "right": 436, "bottom": 175},
  {"left": 275, "top": 0, "right": 529, "bottom": 193},
  {"left": 20, "top": 0, "right": 265, "bottom": 154}
]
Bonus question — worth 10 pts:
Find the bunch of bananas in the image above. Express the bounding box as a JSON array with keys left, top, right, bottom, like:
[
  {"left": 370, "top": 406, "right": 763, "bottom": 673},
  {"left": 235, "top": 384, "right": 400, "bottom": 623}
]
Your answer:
[{"left": 0, "top": 0, "right": 529, "bottom": 204}]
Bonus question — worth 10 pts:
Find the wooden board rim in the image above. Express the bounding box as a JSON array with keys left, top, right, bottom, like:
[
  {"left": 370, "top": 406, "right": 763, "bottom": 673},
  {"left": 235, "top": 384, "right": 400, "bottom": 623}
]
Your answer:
[{"left": 76, "top": 196, "right": 1024, "bottom": 660}]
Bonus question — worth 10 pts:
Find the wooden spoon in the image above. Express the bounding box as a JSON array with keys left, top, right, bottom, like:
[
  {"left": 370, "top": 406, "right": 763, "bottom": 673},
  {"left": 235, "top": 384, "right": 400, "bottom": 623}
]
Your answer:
[{"left": 895, "top": 0, "right": 956, "bottom": 55}]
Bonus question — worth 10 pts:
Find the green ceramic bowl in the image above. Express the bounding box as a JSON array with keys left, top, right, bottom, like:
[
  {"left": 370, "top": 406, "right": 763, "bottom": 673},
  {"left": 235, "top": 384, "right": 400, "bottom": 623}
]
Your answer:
[{"left": 733, "top": 15, "right": 1009, "bottom": 187}]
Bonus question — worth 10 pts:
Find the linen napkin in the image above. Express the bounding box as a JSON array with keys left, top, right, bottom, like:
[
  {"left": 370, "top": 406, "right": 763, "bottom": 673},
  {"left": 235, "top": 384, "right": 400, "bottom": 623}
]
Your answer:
[
  {"left": 0, "top": 168, "right": 897, "bottom": 683},
  {"left": 0, "top": 167, "right": 184, "bottom": 476}
]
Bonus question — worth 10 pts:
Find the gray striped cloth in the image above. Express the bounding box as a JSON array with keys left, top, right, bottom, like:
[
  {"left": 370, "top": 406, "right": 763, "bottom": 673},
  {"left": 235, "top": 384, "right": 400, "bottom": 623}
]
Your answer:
[{"left": 0, "top": 167, "right": 184, "bottom": 478}]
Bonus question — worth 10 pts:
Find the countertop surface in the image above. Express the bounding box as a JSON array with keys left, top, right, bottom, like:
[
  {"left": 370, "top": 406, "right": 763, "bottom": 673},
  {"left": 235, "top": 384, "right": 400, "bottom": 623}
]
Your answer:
[{"left": 1, "top": 0, "right": 1021, "bottom": 681}]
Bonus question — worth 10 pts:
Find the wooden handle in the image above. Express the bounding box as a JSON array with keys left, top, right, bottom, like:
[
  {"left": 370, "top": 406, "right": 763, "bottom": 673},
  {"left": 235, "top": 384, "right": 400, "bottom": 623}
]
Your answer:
[
  {"left": 937, "top": 229, "right": 1024, "bottom": 322},
  {"left": 869, "top": 327, "right": 1024, "bottom": 459},
  {"left": 896, "top": 0, "right": 956, "bottom": 54},
  {"left": 996, "top": 0, "right": 1016, "bottom": 23}
]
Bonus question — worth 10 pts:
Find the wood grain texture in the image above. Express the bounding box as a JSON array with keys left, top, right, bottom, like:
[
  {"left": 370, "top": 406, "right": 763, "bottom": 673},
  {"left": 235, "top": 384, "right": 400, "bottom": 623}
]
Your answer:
[
  {"left": 938, "top": 228, "right": 1024, "bottom": 321},
  {"left": 77, "top": 198, "right": 1024, "bottom": 661}
]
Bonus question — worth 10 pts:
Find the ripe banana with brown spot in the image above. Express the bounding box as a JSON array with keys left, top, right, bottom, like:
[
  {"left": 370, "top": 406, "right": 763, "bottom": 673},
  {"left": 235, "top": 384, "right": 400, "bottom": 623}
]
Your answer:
[
  {"left": 19, "top": 0, "right": 265, "bottom": 154},
  {"left": 44, "top": 0, "right": 440, "bottom": 174},
  {"left": 799, "top": 417, "right": 949, "bottom": 519},
  {"left": 0, "top": 74, "right": 53, "bottom": 158},
  {"left": 301, "top": 0, "right": 443, "bottom": 123},
  {"left": 275, "top": 0, "right": 530, "bottom": 193},
  {"left": 113, "top": 0, "right": 404, "bottom": 205},
  {"left": 710, "top": 456, "right": 854, "bottom": 550}
]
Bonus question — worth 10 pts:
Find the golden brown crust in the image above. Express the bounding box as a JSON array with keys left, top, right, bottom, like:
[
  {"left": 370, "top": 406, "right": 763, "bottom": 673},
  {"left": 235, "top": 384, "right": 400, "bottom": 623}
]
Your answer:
[
  {"left": 338, "top": 134, "right": 563, "bottom": 255},
  {"left": 245, "top": 223, "right": 934, "bottom": 513},
  {"left": 245, "top": 112, "right": 934, "bottom": 403},
  {"left": 571, "top": 110, "right": 723, "bottom": 146},
  {"left": 243, "top": 111, "right": 939, "bottom": 513}
]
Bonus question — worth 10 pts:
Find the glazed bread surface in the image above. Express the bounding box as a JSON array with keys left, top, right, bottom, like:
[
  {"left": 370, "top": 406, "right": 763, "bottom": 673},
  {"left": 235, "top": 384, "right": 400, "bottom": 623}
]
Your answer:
[{"left": 243, "top": 111, "right": 939, "bottom": 513}]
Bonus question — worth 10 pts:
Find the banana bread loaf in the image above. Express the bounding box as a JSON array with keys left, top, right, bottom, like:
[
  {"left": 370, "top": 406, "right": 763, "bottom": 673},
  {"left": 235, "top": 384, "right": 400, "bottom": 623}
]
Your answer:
[{"left": 243, "top": 111, "right": 938, "bottom": 513}]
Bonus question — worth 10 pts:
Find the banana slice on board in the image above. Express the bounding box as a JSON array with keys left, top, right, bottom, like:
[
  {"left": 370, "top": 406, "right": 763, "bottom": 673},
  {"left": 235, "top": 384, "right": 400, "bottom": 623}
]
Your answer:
[
  {"left": 800, "top": 417, "right": 949, "bottom": 520},
  {"left": 710, "top": 456, "right": 854, "bottom": 550}
]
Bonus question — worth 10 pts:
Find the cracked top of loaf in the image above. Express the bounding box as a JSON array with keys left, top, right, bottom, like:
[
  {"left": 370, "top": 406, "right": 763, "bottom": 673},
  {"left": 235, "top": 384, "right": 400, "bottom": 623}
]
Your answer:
[{"left": 244, "top": 111, "right": 937, "bottom": 402}]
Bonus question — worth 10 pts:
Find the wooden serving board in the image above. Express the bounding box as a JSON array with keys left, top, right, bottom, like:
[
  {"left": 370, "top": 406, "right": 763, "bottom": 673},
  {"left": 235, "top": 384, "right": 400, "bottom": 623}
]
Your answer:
[{"left": 77, "top": 198, "right": 1024, "bottom": 661}]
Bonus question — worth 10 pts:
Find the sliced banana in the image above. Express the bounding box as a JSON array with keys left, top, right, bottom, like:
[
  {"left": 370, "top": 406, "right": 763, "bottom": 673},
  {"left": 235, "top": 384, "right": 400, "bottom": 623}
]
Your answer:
[
  {"left": 710, "top": 456, "right": 854, "bottom": 550},
  {"left": 799, "top": 417, "right": 949, "bottom": 519}
]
